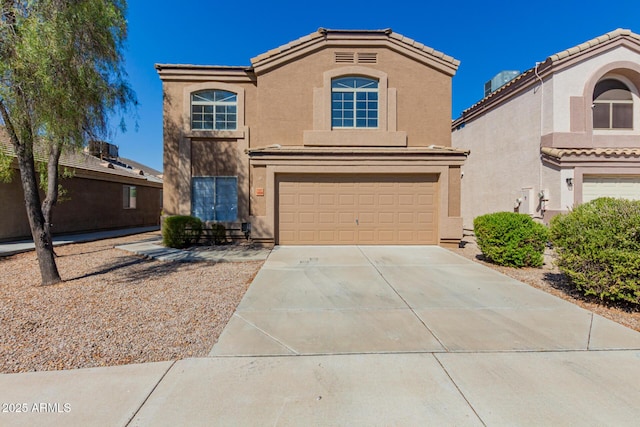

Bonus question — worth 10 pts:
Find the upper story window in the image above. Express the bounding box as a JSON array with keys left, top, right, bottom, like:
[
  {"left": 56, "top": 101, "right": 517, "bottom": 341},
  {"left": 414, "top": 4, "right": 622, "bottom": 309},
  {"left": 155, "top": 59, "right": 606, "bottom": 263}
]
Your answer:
[
  {"left": 191, "top": 90, "right": 237, "bottom": 130},
  {"left": 331, "top": 77, "right": 378, "bottom": 129},
  {"left": 593, "top": 79, "right": 633, "bottom": 129}
]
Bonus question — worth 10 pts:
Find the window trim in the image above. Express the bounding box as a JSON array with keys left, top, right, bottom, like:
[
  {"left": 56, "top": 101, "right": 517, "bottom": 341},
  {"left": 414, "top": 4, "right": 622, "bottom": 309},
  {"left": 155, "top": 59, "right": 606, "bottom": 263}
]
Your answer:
[
  {"left": 321, "top": 66, "right": 390, "bottom": 131},
  {"left": 183, "top": 82, "right": 245, "bottom": 138},
  {"left": 191, "top": 90, "right": 238, "bottom": 131},
  {"left": 331, "top": 76, "right": 380, "bottom": 129},
  {"left": 592, "top": 78, "right": 633, "bottom": 130},
  {"left": 584, "top": 69, "right": 640, "bottom": 137},
  {"left": 123, "top": 185, "right": 137, "bottom": 210}
]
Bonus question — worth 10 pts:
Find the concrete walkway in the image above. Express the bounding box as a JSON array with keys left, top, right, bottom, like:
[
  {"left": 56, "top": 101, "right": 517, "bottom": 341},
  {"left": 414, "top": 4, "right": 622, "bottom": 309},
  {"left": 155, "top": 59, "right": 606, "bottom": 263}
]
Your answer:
[
  {"left": 2, "top": 246, "right": 640, "bottom": 426},
  {"left": 0, "top": 226, "right": 160, "bottom": 257}
]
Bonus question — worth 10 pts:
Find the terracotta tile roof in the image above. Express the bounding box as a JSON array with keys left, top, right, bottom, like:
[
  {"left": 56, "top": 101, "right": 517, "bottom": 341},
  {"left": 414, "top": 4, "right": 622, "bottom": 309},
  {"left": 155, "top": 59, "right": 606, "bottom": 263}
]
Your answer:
[
  {"left": 548, "top": 28, "right": 640, "bottom": 62},
  {"left": 541, "top": 146, "right": 640, "bottom": 159},
  {"left": 454, "top": 28, "right": 640, "bottom": 124},
  {"left": 250, "top": 28, "right": 460, "bottom": 68}
]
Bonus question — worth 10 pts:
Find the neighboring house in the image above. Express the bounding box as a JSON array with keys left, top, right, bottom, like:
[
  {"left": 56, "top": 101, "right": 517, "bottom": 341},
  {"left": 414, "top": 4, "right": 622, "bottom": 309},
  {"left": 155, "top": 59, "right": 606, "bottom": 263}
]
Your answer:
[
  {"left": 452, "top": 29, "right": 640, "bottom": 229},
  {"left": 0, "top": 134, "right": 163, "bottom": 241},
  {"left": 157, "top": 28, "right": 468, "bottom": 247}
]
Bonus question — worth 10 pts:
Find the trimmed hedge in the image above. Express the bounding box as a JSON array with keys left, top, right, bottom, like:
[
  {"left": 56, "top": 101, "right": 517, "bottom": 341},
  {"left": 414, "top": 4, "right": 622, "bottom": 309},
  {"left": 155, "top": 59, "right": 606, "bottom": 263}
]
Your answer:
[
  {"left": 474, "top": 212, "right": 549, "bottom": 268},
  {"left": 162, "top": 215, "right": 202, "bottom": 249},
  {"left": 550, "top": 198, "right": 640, "bottom": 305}
]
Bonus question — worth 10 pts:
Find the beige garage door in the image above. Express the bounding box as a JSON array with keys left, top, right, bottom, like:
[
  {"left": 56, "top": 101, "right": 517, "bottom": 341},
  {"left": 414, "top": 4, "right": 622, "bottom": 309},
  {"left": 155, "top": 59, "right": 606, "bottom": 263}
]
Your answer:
[
  {"left": 583, "top": 175, "right": 640, "bottom": 203},
  {"left": 277, "top": 174, "right": 438, "bottom": 245}
]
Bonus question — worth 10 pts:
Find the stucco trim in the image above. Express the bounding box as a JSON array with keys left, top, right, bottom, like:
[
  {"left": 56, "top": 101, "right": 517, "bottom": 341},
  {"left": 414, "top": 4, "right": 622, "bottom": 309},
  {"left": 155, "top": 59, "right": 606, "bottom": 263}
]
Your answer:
[
  {"left": 581, "top": 64, "right": 640, "bottom": 137},
  {"left": 320, "top": 66, "right": 389, "bottom": 131},
  {"left": 250, "top": 29, "right": 459, "bottom": 76},
  {"left": 182, "top": 82, "right": 246, "bottom": 133}
]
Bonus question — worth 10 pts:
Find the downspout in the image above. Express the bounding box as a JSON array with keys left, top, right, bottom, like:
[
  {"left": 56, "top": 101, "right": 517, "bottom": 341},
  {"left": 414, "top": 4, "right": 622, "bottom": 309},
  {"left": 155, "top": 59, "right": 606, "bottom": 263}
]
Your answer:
[{"left": 534, "top": 62, "right": 546, "bottom": 219}]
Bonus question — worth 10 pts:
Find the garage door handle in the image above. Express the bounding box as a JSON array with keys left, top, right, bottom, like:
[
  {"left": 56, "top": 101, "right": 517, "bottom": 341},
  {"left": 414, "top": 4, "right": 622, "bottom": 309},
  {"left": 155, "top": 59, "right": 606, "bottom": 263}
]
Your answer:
[{"left": 355, "top": 218, "right": 359, "bottom": 225}]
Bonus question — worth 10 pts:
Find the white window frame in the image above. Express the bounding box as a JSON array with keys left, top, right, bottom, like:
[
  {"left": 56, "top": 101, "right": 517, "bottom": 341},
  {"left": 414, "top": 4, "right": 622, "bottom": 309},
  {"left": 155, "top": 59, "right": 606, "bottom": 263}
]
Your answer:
[
  {"left": 331, "top": 77, "right": 379, "bottom": 129},
  {"left": 592, "top": 74, "right": 639, "bottom": 135},
  {"left": 191, "top": 90, "right": 238, "bottom": 131}
]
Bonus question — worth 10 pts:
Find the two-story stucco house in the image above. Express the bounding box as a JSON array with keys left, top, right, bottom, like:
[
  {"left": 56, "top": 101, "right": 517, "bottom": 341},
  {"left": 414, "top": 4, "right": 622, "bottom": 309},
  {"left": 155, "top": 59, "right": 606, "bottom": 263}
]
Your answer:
[
  {"left": 157, "top": 28, "right": 467, "bottom": 246},
  {"left": 452, "top": 29, "right": 640, "bottom": 229}
]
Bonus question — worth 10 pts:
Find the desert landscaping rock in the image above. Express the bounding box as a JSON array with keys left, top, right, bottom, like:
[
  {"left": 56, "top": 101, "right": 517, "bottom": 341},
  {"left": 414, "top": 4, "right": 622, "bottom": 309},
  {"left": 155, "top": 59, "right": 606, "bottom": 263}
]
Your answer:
[
  {"left": 0, "top": 232, "right": 263, "bottom": 373},
  {"left": 450, "top": 235, "right": 640, "bottom": 333}
]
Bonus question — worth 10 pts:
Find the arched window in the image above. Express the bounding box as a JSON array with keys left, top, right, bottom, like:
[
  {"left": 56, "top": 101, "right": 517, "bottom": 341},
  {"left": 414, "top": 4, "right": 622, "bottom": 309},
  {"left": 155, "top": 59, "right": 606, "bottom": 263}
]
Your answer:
[
  {"left": 593, "top": 79, "right": 633, "bottom": 129},
  {"left": 191, "top": 90, "right": 237, "bottom": 130},
  {"left": 331, "top": 77, "right": 378, "bottom": 129}
]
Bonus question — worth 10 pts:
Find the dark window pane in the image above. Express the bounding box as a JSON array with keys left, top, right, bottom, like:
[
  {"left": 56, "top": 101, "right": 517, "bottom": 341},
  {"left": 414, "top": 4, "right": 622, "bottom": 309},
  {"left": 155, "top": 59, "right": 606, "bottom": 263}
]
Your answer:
[
  {"left": 594, "top": 79, "right": 632, "bottom": 100},
  {"left": 368, "top": 118, "right": 378, "bottom": 127},
  {"left": 356, "top": 118, "right": 366, "bottom": 127},
  {"left": 593, "top": 103, "right": 610, "bottom": 128},
  {"left": 612, "top": 103, "right": 633, "bottom": 128}
]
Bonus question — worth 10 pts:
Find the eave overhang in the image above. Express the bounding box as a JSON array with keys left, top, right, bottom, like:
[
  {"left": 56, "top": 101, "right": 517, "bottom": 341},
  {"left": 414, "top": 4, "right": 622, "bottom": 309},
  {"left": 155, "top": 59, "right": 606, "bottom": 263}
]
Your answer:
[
  {"left": 155, "top": 64, "right": 255, "bottom": 83},
  {"left": 247, "top": 145, "right": 468, "bottom": 166},
  {"left": 250, "top": 28, "right": 460, "bottom": 77},
  {"left": 541, "top": 146, "right": 640, "bottom": 167}
]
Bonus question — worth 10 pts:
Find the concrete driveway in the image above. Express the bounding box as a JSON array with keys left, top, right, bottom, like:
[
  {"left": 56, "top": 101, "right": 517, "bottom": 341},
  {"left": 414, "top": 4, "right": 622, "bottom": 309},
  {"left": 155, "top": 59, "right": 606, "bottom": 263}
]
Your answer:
[
  {"left": 133, "top": 246, "right": 640, "bottom": 426},
  {"left": 211, "top": 246, "right": 639, "bottom": 355},
  {"left": 4, "top": 245, "right": 640, "bottom": 426}
]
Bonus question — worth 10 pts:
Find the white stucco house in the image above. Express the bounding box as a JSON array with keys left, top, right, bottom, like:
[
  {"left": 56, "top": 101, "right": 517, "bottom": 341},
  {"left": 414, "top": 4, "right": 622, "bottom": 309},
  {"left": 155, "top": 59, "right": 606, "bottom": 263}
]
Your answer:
[{"left": 452, "top": 28, "right": 640, "bottom": 229}]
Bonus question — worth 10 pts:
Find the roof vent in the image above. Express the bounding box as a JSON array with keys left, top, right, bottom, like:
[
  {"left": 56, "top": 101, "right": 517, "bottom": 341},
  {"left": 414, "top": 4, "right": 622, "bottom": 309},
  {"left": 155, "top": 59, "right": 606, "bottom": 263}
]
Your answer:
[
  {"left": 335, "top": 52, "right": 355, "bottom": 63},
  {"left": 357, "top": 52, "right": 377, "bottom": 64}
]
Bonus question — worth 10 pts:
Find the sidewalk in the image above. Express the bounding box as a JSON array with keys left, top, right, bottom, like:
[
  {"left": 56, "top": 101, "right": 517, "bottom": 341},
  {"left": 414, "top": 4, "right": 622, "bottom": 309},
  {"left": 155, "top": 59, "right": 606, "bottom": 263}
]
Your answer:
[{"left": 0, "top": 226, "right": 160, "bottom": 257}]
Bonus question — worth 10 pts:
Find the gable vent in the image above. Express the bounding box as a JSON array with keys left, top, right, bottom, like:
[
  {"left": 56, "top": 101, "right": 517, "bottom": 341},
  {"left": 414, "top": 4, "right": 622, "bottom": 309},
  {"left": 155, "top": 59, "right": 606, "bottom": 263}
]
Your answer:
[
  {"left": 357, "top": 53, "right": 378, "bottom": 64},
  {"left": 335, "top": 52, "right": 355, "bottom": 63}
]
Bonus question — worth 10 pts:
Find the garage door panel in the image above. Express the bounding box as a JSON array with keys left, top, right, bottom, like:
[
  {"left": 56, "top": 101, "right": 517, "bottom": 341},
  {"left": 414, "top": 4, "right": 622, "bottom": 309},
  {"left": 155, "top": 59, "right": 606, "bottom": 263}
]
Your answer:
[
  {"left": 318, "top": 212, "right": 336, "bottom": 224},
  {"left": 583, "top": 176, "right": 640, "bottom": 203},
  {"left": 299, "top": 212, "right": 316, "bottom": 223},
  {"left": 277, "top": 175, "right": 438, "bottom": 245}
]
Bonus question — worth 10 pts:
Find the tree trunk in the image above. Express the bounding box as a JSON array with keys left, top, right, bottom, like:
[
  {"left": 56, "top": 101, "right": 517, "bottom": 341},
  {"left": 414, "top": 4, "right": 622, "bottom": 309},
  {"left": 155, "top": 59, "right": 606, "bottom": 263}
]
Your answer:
[
  {"left": 16, "top": 144, "right": 62, "bottom": 286},
  {"left": 0, "top": 103, "right": 61, "bottom": 286},
  {"left": 42, "top": 142, "right": 62, "bottom": 256}
]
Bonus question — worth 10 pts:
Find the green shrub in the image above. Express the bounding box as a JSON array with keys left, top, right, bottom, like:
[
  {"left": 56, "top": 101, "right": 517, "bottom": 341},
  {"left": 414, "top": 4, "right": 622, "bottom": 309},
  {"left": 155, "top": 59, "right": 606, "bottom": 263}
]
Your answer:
[
  {"left": 550, "top": 198, "right": 640, "bottom": 305},
  {"left": 162, "top": 215, "right": 202, "bottom": 249},
  {"left": 207, "top": 223, "right": 227, "bottom": 245},
  {"left": 474, "top": 212, "right": 549, "bottom": 268}
]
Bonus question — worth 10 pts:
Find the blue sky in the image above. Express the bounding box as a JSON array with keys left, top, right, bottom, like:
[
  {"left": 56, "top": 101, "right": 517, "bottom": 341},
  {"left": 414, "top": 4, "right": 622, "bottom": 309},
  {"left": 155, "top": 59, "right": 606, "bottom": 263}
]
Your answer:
[{"left": 111, "top": 0, "right": 640, "bottom": 171}]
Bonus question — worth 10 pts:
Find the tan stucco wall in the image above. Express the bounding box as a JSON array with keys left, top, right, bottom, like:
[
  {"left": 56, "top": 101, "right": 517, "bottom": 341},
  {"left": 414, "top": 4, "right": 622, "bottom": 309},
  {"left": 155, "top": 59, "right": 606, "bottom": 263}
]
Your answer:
[
  {"left": 252, "top": 48, "right": 452, "bottom": 148},
  {"left": 161, "top": 78, "right": 256, "bottom": 219},
  {"left": 1, "top": 176, "right": 162, "bottom": 241},
  {"left": 159, "top": 31, "right": 463, "bottom": 246}
]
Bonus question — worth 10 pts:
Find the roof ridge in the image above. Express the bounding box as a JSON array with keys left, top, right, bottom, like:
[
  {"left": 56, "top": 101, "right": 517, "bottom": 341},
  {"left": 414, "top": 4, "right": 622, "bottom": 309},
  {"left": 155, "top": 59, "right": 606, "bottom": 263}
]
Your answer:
[
  {"left": 250, "top": 28, "right": 459, "bottom": 68},
  {"left": 548, "top": 28, "right": 639, "bottom": 62}
]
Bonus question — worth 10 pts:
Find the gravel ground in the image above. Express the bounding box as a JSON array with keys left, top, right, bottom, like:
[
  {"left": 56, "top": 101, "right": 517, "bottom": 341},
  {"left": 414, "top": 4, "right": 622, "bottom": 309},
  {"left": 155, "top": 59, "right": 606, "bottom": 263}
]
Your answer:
[
  {"left": 449, "top": 234, "right": 640, "bottom": 333},
  {"left": 0, "top": 232, "right": 263, "bottom": 374}
]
